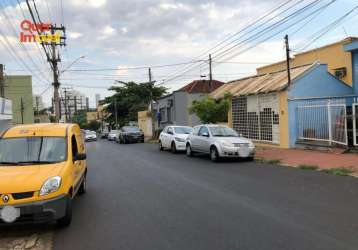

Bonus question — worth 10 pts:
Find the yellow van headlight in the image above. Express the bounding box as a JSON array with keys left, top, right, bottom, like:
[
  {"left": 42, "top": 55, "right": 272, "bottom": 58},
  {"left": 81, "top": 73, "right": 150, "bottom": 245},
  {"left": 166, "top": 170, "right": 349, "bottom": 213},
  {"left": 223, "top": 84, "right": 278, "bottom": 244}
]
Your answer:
[{"left": 40, "top": 176, "right": 62, "bottom": 196}]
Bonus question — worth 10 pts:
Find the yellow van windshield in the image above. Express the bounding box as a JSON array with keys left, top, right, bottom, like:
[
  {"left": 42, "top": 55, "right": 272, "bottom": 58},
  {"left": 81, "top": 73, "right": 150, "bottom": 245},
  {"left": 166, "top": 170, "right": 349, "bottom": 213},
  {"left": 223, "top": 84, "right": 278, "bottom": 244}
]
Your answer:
[{"left": 0, "top": 137, "right": 67, "bottom": 165}]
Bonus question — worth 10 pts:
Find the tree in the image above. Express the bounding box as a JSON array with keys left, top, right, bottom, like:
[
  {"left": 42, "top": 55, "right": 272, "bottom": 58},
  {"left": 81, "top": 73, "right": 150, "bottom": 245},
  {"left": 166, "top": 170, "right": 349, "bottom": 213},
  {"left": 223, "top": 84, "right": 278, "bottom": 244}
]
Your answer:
[
  {"left": 103, "top": 81, "right": 167, "bottom": 127},
  {"left": 189, "top": 94, "right": 231, "bottom": 124},
  {"left": 87, "top": 120, "right": 101, "bottom": 131},
  {"left": 72, "top": 110, "right": 87, "bottom": 128}
]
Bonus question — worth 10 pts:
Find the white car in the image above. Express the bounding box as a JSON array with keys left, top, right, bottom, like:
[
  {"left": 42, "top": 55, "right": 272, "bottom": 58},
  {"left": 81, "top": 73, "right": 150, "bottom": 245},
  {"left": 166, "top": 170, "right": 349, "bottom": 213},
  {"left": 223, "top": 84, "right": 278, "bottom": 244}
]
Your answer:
[
  {"left": 85, "top": 131, "right": 97, "bottom": 141},
  {"left": 186, "top": 124, "right": 255, "bottom": 162},
  {"left": 159, "top": 126, "right": 193, "bottom": 153},
  {"left": 107, "top": 130, "right": 119, "bottom": 141}
]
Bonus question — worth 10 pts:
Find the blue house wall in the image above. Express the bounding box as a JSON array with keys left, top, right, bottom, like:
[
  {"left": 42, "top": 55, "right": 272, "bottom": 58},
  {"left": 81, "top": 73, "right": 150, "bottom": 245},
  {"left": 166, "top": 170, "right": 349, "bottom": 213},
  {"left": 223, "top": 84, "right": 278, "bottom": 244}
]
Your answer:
[
  {"left": 352, "top": 51, "right": 358, "bottom": 94},
  {"left": 344, "top": 40, "right": 358, "bottom": 94},
  {"left": 287, "top": 64, "right": 354, "bottom": 147}
]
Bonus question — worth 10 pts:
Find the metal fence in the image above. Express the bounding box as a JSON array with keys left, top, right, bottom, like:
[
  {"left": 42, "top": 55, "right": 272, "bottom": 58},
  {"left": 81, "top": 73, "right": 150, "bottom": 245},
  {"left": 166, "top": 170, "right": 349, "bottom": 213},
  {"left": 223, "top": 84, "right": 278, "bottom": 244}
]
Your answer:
[{"left": 297, "top": 99, "right": 348, "bottom": 146}]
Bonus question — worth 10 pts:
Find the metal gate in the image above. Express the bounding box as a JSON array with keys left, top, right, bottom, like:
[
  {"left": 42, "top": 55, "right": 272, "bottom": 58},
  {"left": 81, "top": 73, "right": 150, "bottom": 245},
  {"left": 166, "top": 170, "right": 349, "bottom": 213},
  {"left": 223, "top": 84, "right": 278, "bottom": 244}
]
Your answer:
[
  {"left": 297, "top": 101, "right": 348, "bottom": 146},
  {"left": 353, "top": 103, "right": 358, "bottom": 146}
]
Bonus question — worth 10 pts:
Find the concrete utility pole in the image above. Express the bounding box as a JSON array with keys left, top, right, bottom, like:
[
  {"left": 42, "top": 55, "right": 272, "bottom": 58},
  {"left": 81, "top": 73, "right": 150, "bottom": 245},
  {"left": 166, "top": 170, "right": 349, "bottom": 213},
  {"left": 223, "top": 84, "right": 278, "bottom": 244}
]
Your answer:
[
  {"left": 50, "top": 27, "right": 61, "bottom": 122},
  {"left": 35, "top": 96, "right": 39, "bottom": 115},
  {"left": 0, "top": 64, "right": 4, "bottom": 98},
  {"left": 285, "top": 35, "right": 291, "bottom": 86},
  {"left": 63, "top": 88, "right": 68, "bottom": 122},
  {"left": 209, "top": 54, "right": 213, "bottom": 91},
  {"left": 114, "top": 98, "right": 118, "bottom": 129},
  {"left": 47, "top": 24, "right": 66, "bottom": 123},
  {"left": 149, "top": 67, "right": 156, "bottom": 139}
]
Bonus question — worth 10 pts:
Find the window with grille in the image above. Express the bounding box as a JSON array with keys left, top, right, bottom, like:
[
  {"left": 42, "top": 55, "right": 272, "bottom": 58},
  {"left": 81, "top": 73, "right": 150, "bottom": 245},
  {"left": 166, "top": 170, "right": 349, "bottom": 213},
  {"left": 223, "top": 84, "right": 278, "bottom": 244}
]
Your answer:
[{"left": 232, "top": 94, "right": 280, "bottom": 144}]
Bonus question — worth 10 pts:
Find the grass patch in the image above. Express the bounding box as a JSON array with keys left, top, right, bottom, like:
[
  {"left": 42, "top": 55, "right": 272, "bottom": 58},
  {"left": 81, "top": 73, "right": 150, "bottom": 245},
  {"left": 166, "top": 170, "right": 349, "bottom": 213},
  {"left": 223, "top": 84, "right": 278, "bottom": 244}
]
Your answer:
[
  {"left": 322, "top": 168, "right": 354, "bottom": 176},
  {"left": 267, "top": 159, "right": 281, "bottom": 165},
  {"left": 298, "top": 164, "right": 319, "bottom": 170},
  {"left": 146, "top": 140, "right": 158, "bottom": 144},
  {"left": 255, "top": 158, "right": 281, "bottom": 165}
]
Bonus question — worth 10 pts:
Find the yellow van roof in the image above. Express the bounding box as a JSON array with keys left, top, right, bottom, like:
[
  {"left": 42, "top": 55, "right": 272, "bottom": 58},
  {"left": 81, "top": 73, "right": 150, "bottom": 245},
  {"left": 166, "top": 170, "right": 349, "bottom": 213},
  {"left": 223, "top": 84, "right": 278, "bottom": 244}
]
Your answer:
[{"left": 2, "top": 123, "right": 75, "bottom": 138}]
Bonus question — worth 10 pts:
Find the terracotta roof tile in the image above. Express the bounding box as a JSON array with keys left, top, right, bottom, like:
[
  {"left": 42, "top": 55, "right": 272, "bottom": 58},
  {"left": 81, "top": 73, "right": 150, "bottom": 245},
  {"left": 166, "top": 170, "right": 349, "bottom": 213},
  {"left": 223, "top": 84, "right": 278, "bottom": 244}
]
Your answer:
[{"left": 179, "top": 80, "right": 224, "bottom": 93}]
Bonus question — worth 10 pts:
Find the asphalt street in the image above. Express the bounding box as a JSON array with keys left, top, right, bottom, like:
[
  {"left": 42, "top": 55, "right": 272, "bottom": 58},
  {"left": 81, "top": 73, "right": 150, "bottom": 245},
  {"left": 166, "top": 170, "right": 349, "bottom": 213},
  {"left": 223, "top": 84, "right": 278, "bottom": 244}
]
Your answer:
[{"left": 50, "top": 139, "right": 358, "bottom": 250}]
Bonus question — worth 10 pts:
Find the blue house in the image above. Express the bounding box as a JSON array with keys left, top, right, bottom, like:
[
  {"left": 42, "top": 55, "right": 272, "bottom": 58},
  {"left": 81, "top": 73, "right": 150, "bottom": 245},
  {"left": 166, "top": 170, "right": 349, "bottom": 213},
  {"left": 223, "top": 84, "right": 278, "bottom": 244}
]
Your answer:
[{"left": 212, "top": 62, "right": 358, "bottom": 148}]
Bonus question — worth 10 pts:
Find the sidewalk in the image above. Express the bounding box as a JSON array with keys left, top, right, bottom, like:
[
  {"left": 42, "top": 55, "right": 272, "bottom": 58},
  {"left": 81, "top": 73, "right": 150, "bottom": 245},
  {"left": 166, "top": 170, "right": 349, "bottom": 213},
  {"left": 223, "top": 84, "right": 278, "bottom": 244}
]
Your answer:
[{"left": 255, "top": 147, "right": 358, "bottom": 172}]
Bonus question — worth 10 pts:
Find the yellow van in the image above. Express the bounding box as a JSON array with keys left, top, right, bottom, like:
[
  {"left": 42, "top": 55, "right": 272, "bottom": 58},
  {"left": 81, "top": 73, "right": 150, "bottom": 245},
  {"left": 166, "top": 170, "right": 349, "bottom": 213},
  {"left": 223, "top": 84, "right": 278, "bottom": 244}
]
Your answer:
[{"left": 0, "top": 123, "right": 87, "bottom": 227}]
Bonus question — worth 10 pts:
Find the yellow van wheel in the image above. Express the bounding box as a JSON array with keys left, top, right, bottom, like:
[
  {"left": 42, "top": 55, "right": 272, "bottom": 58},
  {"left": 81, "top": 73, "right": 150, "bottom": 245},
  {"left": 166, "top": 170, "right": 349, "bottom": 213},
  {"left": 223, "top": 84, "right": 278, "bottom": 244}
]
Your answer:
[{"left": 57, "top": 197, "right": 72, "bottom": 227}]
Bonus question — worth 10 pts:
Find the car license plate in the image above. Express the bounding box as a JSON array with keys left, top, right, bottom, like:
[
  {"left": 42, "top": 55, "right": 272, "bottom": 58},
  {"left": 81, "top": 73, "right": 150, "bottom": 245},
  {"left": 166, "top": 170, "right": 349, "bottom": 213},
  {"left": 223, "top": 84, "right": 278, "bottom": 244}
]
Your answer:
[
  {"left": 238, "top": 147, "right": 250, "bottom": 157},
  {"left": 0, "top": 206, "right": 20, "bottom": 223}
]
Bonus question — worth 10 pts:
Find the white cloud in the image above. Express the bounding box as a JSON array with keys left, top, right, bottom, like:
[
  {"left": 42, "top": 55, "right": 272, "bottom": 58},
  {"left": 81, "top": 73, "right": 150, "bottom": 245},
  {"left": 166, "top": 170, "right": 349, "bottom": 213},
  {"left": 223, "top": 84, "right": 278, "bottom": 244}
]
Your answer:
[
  {"left": 0, "top": 0, "right": 354, "bottom": 106},
  {"left": 102, "top": 25, "right": 116, "bottom": 36},
  {"left": 68, "top": 32, "right": 83, "bottom": 39}
]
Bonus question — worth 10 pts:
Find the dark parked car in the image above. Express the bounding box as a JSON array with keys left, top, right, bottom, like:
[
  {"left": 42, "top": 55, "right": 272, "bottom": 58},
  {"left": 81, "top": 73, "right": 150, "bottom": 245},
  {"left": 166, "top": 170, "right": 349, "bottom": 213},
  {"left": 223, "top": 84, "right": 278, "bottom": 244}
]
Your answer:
[{"left": 117, "top": 126, "right": 144, "bottom": 144}]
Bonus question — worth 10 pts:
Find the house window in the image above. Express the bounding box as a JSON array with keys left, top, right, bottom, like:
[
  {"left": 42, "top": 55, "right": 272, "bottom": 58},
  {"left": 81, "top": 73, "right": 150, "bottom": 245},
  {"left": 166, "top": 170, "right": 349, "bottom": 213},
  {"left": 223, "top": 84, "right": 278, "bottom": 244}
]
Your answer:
[{"left": 232, "top": 95, "right": 280, "bottom": 144}]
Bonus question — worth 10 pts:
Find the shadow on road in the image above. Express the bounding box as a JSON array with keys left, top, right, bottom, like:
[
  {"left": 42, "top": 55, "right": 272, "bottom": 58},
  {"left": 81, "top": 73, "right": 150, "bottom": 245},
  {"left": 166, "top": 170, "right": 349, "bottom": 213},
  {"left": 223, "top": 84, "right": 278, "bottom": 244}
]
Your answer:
[{"left": 0, "top": 223, "right": 55, "bottom": 237}]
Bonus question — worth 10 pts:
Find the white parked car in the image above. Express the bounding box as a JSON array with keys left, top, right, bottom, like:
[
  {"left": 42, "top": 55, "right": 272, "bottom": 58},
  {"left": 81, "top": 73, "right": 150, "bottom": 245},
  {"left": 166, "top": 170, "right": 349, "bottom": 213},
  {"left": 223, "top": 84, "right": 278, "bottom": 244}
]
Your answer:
[
  {"left": 107, "top": 130, "right": 119, "bottom": 141},
  {"left": 186, "top": 124, "right": 255, "bottom": 162},
  {"left": 159, "top": 126, "right": 193, "bottom": 153},
  {"left": 85, "top": 131, "right": 97, "bottom": 141}
]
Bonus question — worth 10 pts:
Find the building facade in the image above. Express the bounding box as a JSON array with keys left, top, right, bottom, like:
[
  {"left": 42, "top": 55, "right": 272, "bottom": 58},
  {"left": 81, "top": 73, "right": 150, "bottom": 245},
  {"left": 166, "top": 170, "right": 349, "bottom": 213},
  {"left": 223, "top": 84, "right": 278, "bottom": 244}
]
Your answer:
[
  {"left": 4, "top": 75, "right": 34, "bottom": 124},
  {"left": 0, "top": 97, "right": 13, "bottom": 132},
  {"left": 154, "top": 80, "right": 224, "bottom": 129},
  {"left": 33, "top": 95, "right": 45, "bottom": 112},
  {"left": 257, "top": 37, "right": 357, "bottom": 86},
  {"left": 212, "top": 63, "right": 354, "bottom": 148}
]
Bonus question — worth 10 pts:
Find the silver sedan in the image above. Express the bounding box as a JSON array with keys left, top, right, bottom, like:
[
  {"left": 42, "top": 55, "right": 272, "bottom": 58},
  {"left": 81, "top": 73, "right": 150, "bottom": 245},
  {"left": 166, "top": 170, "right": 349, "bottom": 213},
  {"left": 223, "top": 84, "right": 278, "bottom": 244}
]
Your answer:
[{"left": 186, "top": 124, "right": 255, "bottom": 162}]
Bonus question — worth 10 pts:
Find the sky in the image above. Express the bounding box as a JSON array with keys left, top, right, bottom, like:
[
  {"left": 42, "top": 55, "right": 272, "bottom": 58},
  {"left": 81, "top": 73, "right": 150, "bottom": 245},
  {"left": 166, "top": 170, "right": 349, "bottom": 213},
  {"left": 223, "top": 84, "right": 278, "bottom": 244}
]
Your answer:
[{"left": 0, "top": 0, "right": 357, "bottom": 107}]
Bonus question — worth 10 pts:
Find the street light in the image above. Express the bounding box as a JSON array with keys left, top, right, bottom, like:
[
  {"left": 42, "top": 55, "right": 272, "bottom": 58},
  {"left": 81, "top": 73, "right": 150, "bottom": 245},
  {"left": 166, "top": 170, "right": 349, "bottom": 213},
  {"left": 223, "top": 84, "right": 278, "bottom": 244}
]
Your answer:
[{"left": 60, "top": 55, "right": 85, "bottom": 74}]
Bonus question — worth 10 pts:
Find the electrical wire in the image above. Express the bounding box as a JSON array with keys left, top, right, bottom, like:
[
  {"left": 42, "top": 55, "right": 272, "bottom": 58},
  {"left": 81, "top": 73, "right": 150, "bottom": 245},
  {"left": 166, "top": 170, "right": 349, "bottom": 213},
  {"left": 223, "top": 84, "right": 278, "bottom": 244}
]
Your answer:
[
  {"left": 162, "top": 0, "right": 329, "bottom": 84},
  {"left": 296, "top": 5, "right": 358, "bottom": 51},
  {"left": 159, "top": 0, "right": 301, "bottom": 85},
  {"left": 0, "top": 1, "right": 51, "bottom": 82}
]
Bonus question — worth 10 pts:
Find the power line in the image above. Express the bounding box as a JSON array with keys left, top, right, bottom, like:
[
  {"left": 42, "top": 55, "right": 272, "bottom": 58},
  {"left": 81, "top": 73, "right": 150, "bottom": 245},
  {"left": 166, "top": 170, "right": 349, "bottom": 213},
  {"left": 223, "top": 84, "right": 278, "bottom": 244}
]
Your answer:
[
  {"left": 211, "top": 0, "right": 325, "bottom": 62},
  {"left": 0, "top": 1, "right": 51, "bottom": 82},
  {"left": 159, "top": 0, "right": 300, "bottom": 85},
  {"left": 201, "top": 0, "right": 336, "bottom": 74},
  {"left": 160, "top": 0, "right": 322, "bottom": 85},
  {"left": 65, "top": 60, "right": 204, "bottom": 72},
  {"left": 296, "top": 5, "right": 358, "bottom": 51}
]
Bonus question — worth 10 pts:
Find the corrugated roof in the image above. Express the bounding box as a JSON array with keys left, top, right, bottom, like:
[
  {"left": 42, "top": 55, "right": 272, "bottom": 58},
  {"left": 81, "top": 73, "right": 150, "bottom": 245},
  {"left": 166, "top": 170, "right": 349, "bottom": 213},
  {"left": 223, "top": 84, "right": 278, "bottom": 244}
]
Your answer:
[
  {"left": 179, "top": 80, "right": 224, "bottom": 93},
  {"left": 211, "top": 63, "right": 316, "bottom": 99}
]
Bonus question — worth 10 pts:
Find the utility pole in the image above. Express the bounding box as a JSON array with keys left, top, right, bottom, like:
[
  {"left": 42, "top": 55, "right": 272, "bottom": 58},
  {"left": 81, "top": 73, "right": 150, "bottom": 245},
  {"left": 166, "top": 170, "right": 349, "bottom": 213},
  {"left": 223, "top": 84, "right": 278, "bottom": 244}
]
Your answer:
[
  {"left": 20, "top": 97, "right": 24, "bottom": 124},
  {"left": 63, "top": 88, "right": 68, "bottom": 122},
  {"left": 149, "top": 67, "right": 152, "bottom": 83},
  {"left": 114, "top": 98, "right": 118, "bottom": 129},
  {"left": 0, "top": 64, "right": 4, "bottom": 98},
  {"left": 285, "top": 35, "right": 291, "bottom": 86},
  {"left": 35, "top": 96, "right": 39, "bottom": 116},
  {"left": 149, "top": 67, "right": 155, "bottom": 139},
  {"left": 46, "top": 24, "right": 66, "bottom": 123},
  {"left": 24, "top": 1, "right": 65, "bottom": 122},
  {"left": 209, "top": 54, "right": 213, "bottom": 91}
]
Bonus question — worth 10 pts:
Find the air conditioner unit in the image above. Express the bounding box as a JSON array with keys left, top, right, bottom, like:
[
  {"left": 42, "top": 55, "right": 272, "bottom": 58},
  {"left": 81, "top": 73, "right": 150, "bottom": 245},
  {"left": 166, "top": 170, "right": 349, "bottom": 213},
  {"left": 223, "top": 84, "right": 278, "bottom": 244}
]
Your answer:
[{"left": 334, "top": 67, "right": 347, "bottom": 79}]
